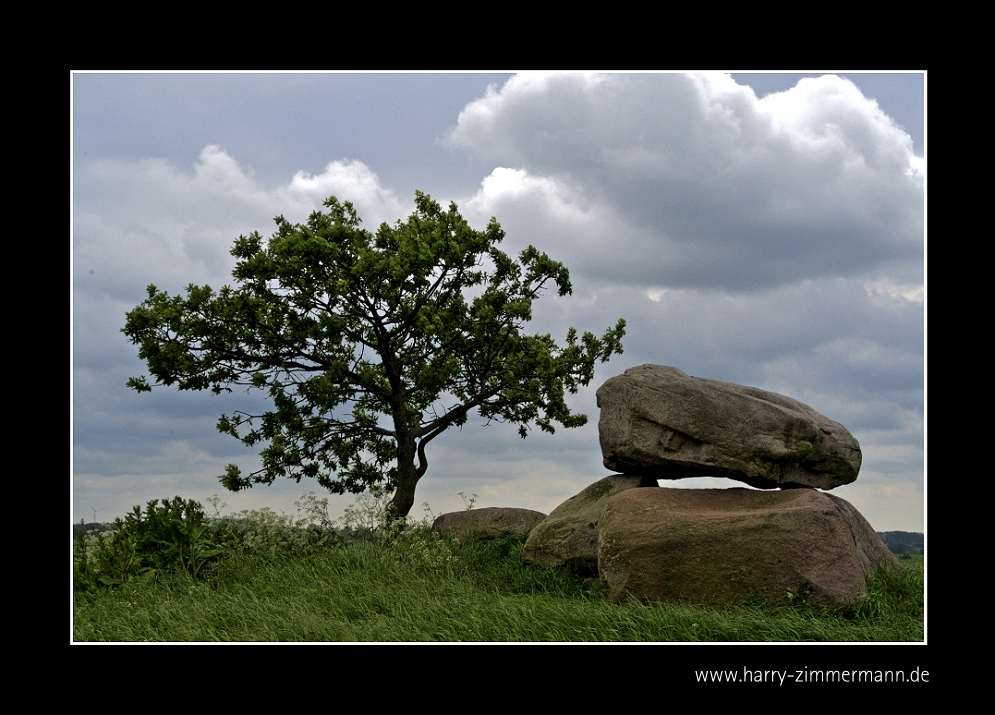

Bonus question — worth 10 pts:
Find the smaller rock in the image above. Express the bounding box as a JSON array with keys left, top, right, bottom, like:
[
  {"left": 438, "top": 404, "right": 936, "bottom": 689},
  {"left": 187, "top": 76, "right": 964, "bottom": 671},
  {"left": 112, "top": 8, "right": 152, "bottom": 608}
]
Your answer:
[
  {"left": 522, "top": 474, "right": 658, "bottom": 570},
  {"left": 432, "top": 507, "right": 546, "bottom": 541}
]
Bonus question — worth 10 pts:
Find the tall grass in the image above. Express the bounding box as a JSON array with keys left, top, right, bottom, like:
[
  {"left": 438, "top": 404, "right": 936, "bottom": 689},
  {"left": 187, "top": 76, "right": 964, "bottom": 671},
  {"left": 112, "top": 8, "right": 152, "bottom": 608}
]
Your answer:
[{"left": 73, "top": 531, "right": 924, "bottom": 642}]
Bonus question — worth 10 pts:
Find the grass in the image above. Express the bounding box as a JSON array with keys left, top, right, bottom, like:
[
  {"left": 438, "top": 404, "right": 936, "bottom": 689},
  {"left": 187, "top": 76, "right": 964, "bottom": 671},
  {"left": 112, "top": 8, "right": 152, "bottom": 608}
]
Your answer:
[{"left": 72, "top": 533, "right": 924, "bottom": 642}]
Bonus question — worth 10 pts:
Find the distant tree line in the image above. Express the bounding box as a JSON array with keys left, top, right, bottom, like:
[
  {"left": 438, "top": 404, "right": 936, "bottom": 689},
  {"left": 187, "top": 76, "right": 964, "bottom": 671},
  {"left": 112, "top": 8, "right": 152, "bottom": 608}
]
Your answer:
[
  {"left": 878, "top": 531, "right": 924, "bottom": 555},
  {"left": 74, "top": 521, "right": 116, "bottom": 539}
]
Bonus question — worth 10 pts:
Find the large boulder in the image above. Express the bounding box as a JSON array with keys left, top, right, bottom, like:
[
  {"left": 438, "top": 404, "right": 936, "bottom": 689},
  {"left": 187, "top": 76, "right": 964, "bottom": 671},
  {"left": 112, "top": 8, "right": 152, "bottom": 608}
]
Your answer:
[
  {"left": 597, "top": 364, "right": 861, "bottom": 490},
  {"left": 597, "top": 487, "right": 899, "bottom": 607},
  {"left": 522, "top": 475, "right": 658, "bottom": 570},
  {"left": 432, "top": 507, "right": 546, "bottom": 541}
]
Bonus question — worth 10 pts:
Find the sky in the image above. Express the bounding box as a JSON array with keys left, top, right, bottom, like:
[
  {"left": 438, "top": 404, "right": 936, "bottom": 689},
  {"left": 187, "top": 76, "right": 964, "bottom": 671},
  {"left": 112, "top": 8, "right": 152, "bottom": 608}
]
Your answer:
[{"left": 72, "top": 72, "right": 925, "bottom": 532}]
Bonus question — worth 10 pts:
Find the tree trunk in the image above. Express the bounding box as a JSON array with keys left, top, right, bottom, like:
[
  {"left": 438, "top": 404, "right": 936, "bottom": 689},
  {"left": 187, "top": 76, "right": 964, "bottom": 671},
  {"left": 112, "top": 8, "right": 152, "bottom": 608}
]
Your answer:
[{"left": 387, "top": 434, "right": 419, "bottom": 520}]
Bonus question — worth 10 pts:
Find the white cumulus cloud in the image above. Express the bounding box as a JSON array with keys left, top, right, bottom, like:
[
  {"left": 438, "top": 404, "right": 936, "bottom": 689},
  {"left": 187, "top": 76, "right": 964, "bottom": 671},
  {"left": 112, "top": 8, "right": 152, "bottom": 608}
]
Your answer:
[{"left": 448, "top": 73, "right": 923, "bottom": 292}]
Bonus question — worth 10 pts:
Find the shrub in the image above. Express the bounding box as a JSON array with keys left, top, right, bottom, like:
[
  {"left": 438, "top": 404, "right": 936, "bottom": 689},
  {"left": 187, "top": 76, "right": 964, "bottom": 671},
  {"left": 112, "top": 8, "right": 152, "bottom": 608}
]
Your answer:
[
  {"left": 75, "top": 496, "right": 236, "bottom": 591},
  {"left": 73, "top": 493, "right": 352, "bottom": 593}
]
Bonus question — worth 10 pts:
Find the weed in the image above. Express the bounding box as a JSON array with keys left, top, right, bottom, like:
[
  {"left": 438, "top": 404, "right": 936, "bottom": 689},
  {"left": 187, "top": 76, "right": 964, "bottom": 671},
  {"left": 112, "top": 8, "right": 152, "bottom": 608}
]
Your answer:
[
  {"left": 74, "top": 529, "right": 148, "bottom": 589},
  {"left": 73, "top": 494, "right": 341, "bottom": 591},
  {"left": 333, "top": 484, "right": 394, "bottom": 535},
  {"left": 210, "top": 502, "right": 341, "bottom": 558}
]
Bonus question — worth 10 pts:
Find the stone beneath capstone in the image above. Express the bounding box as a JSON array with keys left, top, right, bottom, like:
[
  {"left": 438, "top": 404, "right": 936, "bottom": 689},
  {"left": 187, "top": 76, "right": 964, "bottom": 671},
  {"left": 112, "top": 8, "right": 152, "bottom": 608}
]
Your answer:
[
  {"left": 521, "top": 474, "right": 658, "bottom": 571},
  {"left": 432, "top": 507, "right": 546, "bottom": 541},
  {"left": 597, "top": 487, "right": 899, "bottom": 608},
  {"left": 597, "top": 364, "right": 861, "bottom": 490}
]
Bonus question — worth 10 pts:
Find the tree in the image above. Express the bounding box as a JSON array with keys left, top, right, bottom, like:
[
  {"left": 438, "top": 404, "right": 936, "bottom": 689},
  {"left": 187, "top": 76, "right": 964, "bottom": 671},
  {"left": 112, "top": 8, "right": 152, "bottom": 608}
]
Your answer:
[{"left": 123, "top": 192, "right": 625, "bottom": 519}]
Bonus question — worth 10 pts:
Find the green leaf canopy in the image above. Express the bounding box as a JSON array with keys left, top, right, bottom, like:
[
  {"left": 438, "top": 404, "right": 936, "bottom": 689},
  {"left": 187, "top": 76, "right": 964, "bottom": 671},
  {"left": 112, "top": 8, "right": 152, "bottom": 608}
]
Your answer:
[{"left": 123, "top": 192, "right": 625, "bottom": 518}]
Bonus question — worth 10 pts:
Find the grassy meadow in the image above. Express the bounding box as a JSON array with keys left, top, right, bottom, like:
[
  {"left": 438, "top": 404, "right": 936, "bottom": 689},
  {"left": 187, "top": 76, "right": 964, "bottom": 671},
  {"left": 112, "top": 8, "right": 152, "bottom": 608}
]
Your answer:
[{"left": 72, "top": 495, "right": 924, "bottom": 643}]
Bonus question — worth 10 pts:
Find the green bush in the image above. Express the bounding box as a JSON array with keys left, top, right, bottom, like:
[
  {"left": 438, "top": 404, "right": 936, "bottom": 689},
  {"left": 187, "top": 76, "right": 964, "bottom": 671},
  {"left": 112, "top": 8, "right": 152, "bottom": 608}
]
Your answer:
[
  {"left": 74, "top": 526, "right": 146, "bottom": 589},
  {"left": 75, "top": 497, "right": 236, "bottom": 591},
  {"left": 73, "top": 492, "right": 352, "bottom": 593}
]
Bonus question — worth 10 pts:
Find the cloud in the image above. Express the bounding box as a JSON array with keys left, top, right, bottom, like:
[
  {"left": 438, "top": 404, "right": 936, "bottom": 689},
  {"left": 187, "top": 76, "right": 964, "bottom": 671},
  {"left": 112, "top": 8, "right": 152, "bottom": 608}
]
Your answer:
[
  {"left": 864, "top": 278, "right": 924, "bottom": 305},
  {"left": 74, "top": 145, "right": 406, "bottom": 302},
  {"left": 449, "top": 73, "right": 923, "bottom": 291}
]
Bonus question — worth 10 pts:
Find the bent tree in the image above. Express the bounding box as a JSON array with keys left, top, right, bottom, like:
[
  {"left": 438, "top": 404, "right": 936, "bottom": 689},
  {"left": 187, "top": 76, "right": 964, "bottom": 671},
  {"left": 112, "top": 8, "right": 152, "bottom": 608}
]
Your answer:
[{"left": 123, "top": 193, "right": 625, "bottom": 519}]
